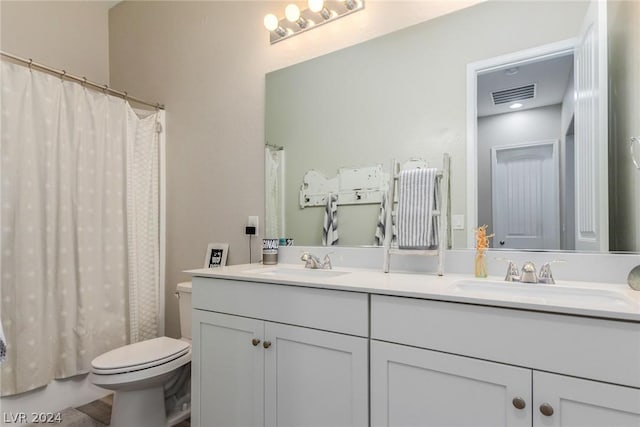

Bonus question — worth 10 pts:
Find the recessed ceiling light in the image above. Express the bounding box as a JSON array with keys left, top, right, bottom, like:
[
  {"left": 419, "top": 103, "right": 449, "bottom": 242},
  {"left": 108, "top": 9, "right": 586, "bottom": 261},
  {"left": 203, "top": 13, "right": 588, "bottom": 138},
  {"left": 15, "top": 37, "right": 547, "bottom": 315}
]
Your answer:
[{"left": 510, "top": 102, "right": 523, "bottom": 109}]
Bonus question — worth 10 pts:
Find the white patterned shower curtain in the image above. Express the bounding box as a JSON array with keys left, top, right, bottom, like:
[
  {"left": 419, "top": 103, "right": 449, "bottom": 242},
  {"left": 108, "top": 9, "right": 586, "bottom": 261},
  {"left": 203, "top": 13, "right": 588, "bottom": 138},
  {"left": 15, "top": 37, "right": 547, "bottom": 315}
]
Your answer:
[
  {"left": 265, "top": 146, "right": 285, "bottom": 239},
  {"left": 126, "top": 109, "right": 161, "bottom": 344},
  {"left": 0, "top": 61, "right": 161, "bottom": 396}
]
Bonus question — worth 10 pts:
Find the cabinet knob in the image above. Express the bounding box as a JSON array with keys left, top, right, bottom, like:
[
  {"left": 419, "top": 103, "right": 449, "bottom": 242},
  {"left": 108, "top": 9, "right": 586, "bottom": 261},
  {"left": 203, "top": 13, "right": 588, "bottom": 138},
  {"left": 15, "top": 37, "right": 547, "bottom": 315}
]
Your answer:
[
  {"left": 263, "top": 341, "right": 272, "bottom": 349},
  {"left": 539, "top": 403, "right": 554, "bottom": 417},
  {"left": 252, "top": 338, "right": 261, "bottom": 346},
  {"left": 512, "top": 397, "right": 526, "bottom": 410}
]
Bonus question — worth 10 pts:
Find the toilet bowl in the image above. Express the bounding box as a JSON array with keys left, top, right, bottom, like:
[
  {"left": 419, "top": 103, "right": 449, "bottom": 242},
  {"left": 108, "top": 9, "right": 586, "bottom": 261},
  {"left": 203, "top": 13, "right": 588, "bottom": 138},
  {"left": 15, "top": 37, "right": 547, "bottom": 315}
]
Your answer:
[{"left": 89, "top": 282, "right": 193, "bottom": 427}]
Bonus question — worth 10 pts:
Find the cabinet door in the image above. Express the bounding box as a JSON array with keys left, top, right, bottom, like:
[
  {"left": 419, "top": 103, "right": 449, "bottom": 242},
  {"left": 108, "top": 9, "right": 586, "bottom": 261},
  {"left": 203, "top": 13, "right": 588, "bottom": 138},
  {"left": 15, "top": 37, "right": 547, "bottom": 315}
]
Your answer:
[
  {"left": 264, "top": 322, "right": 368, "bottom": 427},
  {"left": 371, "top": 340, "right": 531, "bottom": 427},
  {"left": 192, "top": 310, "right": 264, "bottom": 427},
  {"left": 533, "top": 371, "right": 640, "bottom": 427}
]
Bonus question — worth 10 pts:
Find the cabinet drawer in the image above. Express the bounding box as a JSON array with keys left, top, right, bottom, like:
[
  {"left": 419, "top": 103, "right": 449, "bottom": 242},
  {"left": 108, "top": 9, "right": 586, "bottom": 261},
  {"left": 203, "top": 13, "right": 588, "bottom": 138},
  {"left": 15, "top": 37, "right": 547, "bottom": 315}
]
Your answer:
[
  {"left": 193, "top": 277, "right": 368, "bottom": 337},
  {"left": 371, "top": 295, "right": 640, "bottom": 388}
]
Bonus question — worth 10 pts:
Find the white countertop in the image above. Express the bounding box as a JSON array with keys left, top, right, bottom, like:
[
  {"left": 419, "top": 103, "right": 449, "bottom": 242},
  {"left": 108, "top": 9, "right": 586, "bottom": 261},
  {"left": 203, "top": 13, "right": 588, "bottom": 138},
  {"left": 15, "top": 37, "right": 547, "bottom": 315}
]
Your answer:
[{"left": 187, "top": 263, "right": 640, "bottom": 322}]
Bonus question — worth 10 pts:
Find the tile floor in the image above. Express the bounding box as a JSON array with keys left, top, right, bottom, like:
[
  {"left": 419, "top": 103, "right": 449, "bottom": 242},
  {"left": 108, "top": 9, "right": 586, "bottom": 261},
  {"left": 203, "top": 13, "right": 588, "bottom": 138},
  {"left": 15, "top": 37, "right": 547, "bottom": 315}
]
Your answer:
[{"left": 26, "top": 395, "right": 190, "bottom": 427}]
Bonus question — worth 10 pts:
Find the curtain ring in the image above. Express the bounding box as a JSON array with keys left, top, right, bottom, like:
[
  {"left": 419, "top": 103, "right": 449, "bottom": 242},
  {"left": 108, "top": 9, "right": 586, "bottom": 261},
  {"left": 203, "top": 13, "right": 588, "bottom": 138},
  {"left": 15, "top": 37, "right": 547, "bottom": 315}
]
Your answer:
[
  {"left": 60, "top": 70, "right": 66, "bottom": 82},
  {"left": 27, "top": 59, "right": 33, "bottom": 70},
  {"left": 103, "top": 84, "right": 109, "bottom": 94},
  {"left": 82, "top": 77, "right": 87, "bottom": 87},
  {"left": 123, "top": 91, "right": 128, "bottom": 101},
  {"left": 156, "top": 103, "right": 160, "bottom": 111}
]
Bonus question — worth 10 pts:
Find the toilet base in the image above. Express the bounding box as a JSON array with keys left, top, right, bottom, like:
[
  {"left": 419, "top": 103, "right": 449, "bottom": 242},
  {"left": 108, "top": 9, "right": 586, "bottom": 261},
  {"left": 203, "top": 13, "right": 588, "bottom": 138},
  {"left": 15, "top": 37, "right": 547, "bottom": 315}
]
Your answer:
[{"left": 111, "top": 386, "right": 167, "bottom": 427}]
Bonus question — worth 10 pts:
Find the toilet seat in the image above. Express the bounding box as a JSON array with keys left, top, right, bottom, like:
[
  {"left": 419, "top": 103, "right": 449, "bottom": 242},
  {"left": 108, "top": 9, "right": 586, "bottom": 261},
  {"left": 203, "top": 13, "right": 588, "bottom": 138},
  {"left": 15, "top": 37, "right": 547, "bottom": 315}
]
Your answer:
[{"left": 91, "top": 336, "right": 190, "bottom": 375}]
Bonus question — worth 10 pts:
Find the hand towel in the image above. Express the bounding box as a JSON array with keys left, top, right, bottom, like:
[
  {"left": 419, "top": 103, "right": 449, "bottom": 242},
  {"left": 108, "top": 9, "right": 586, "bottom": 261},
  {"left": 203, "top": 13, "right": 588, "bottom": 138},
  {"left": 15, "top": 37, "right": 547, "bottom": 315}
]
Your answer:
[
  {"left": 0, "top": 319, "right": 6, "bottom": 363},
  {"left": 322, "top": 193, "right": 339, "bottom": 246},
  {"left": 396, "top": 168, "right": 438, "bottom": 249},
  {"left": 374, "top": 192, "right": 388, "bottom": 246}
]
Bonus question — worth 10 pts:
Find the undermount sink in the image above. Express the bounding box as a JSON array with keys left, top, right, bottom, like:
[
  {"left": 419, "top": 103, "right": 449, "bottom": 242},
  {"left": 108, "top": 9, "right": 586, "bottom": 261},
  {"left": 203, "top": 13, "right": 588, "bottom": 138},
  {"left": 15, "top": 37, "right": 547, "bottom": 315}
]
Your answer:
[
  {"left": 247, "top": 267, "right": 351, "bottom": 279},
  {"left": 453, "top": 279, "right": 635, "bottom": 309}
]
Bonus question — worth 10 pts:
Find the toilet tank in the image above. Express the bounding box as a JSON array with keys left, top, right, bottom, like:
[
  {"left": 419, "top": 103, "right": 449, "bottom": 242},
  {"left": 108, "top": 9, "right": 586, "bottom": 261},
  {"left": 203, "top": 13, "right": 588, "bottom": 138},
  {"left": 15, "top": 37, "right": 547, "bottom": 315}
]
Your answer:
[{"left": 177, "top": 282, "right": 193, "bottom": 340}]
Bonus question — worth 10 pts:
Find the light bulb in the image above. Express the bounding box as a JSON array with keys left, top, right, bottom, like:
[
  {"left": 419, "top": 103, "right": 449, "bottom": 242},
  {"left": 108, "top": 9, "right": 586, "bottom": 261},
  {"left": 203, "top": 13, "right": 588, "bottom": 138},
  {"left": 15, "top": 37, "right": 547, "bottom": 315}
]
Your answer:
[
  {"left": 308, "top": 0, "right": 324, "bottom": 13},
  {"left": 263, "top": 14, "right": 279, "bottom": 31},
  {"left": 509, "top": 103, "right": 523, "bottom": 109},
  {"left": 285, "top": 4, "right": 301, "bottom": 22}
]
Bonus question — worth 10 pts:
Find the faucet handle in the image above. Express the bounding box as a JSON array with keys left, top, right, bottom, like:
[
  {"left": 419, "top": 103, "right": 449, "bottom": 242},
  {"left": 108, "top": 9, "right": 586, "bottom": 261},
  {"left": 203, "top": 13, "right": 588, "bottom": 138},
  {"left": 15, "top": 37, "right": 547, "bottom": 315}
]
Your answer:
[
  {"left": 322, "top": 252, "right": 333, "bottom": 269},
  {"left": 495, "top": 258, "right": 520, "bottom": 282},
  {"left": 538, "top": 260, "right": 565, "bottom": 284},
  {"left": 504, "top": 260, "right": 520, "bottom": 282}
]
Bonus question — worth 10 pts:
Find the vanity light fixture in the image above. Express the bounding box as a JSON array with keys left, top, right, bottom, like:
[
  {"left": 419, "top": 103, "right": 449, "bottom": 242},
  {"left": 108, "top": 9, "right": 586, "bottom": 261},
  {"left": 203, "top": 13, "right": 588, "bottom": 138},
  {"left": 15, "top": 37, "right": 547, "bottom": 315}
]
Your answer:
[
  {"left": 344, "top": 0, "right": 357, "bottom": 10},
  {"left": 264, "top": 14, "right": 287, "bottom": 37},
  {"left": 285, "top": 4, "right": 308, "bottom": 28},
  {"left": 309, "top": 0, "right": 332, "bottom": 20},
  {"left": 509, "top": 102, "right": 523, "bottom": 109},
  {"left": 264, "top": 0, "right": 365, "bottom": 44}
]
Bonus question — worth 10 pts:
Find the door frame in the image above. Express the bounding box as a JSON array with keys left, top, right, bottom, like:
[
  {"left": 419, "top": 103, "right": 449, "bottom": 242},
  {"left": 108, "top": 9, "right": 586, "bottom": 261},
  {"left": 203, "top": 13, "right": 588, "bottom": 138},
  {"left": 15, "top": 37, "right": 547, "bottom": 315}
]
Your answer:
[
  {"left": 491, "top": 139, "right": 560, "bottom": 249},
  {"left": 466, "top": 38, "right": 576, "bottom": 248}
]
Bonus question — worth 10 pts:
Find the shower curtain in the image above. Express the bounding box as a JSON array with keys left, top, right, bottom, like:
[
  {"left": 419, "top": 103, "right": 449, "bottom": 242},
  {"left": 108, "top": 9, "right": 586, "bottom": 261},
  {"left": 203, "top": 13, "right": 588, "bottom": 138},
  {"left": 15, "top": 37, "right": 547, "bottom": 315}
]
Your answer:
[
  {"left": 0, "top": 61, "right": 160, "bottom": 395},
  {"left": 265, "top": 146, "right": 285, "bottom": 238}
]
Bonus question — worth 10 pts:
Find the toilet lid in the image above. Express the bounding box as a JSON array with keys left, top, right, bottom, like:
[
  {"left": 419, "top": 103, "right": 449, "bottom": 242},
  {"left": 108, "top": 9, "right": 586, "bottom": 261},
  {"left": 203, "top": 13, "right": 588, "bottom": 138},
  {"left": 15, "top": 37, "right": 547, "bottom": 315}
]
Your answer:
[{"left": 91, "top": 336, "right": 190, "bottom": 374}]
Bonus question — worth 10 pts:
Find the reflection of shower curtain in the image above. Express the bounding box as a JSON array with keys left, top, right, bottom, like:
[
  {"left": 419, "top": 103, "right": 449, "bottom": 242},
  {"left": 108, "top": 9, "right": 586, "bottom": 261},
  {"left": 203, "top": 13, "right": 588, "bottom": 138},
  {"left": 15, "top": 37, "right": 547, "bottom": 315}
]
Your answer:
[
  {"left": 265, "top": 146, "right": 285, "bottom": 238},
  {"left": 0, "top": 61, "right": 160, "bottom": 395}
]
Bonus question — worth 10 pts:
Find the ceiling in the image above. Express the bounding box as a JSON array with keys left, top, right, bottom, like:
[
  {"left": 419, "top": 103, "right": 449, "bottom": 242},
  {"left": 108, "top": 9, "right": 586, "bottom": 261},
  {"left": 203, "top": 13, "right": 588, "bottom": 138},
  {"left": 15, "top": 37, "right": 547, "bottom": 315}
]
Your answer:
[{"left": 476, "top": 53, "right": 574, "bottom": 117}]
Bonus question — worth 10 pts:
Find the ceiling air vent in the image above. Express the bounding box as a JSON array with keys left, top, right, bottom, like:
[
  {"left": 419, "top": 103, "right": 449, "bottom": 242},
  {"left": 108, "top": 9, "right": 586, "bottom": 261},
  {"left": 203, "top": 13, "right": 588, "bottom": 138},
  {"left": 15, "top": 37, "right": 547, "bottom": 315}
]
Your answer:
[{"left": 491, "top": 84, "right": 536, "bottom": 105}]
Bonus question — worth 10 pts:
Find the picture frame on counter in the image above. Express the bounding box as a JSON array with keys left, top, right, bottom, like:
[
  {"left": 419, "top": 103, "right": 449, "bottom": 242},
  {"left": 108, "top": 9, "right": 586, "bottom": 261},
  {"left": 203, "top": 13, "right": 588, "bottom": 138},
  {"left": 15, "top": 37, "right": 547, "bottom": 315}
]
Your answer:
[{"left": 204, "top": 243, "right": 229, "bottom": 268}]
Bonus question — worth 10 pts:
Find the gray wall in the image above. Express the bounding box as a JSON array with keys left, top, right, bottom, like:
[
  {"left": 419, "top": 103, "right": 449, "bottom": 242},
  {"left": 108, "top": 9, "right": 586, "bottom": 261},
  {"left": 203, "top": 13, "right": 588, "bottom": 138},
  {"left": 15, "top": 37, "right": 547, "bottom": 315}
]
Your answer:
[
  {"left": 108, "top": 0, "right": 482, "bottom": 338},
  {"left": 1, "top": 0, "right": 482, "bottom": 344},
  {"left": 477, "top": 104, "right": 563, "bottom": 239},
  {"left": 266, "top": 1, "right": 589, "bottom": 248},
  {"left": 0, "top": 1, "right": 112, "bottom": 83},
  {"left": 608, "top": 0, "right": 640, "bottom": 252}
]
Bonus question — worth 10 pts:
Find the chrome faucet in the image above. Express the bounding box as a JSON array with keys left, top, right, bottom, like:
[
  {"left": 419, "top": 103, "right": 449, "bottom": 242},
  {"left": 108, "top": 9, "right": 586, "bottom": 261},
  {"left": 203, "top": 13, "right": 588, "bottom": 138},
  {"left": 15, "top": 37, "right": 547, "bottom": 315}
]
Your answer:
[
  {"left": 502, "top": 260, "right": 563, "bottom": 284},
  {"left": 520, "top": 261, "right": 538, "bottom": 283},
  {"left": 300, "top": 252, "right": 332, "bottom": 269}
]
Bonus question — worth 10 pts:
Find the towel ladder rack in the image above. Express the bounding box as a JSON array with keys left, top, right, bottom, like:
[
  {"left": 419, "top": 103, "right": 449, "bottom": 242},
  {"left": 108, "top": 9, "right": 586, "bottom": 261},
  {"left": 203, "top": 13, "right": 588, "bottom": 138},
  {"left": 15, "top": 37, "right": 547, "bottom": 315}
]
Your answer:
[{"left": 382, "top": 153, "right": 450, "bottom": 275}]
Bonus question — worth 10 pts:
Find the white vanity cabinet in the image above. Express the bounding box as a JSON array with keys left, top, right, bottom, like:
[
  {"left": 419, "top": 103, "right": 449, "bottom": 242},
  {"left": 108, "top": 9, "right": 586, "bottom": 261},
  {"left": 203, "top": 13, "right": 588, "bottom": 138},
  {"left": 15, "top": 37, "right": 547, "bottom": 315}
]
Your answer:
[
  {"left": 371, "top": 340, "right": 533, "bottom": 426},
  {"left": 371, "top": 295, "right": 640, "bottom": 427},
  {"left": 191, "top": 277, "right": 369, "bottom": 427},
  {"left": 190, "top": 268, "right": 640, "bottom": 427},
  {"left": 192, "top": 310, "right": 264, "bottom": 427},
  {"left": 532, "top": 371, "right": 640, "bottom": 427}
]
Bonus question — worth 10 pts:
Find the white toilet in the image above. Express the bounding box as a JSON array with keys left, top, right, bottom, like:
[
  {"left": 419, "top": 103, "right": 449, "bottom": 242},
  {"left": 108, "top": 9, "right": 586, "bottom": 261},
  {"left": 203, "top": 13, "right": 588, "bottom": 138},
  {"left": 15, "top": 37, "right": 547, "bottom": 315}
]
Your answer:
[{"left": 90, "top": 282, "right": 193, "bottom": 427}]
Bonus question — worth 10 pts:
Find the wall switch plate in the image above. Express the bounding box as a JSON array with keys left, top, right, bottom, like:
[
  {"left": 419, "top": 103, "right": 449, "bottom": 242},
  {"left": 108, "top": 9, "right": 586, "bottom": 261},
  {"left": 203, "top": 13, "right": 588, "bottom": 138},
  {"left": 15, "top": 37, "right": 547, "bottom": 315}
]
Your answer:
[
  {"left": 452, "top": 214, "right": 465, "bottom": 230},
  {"left": 248, "top": 216, "right": 259, "bottom": 236}
]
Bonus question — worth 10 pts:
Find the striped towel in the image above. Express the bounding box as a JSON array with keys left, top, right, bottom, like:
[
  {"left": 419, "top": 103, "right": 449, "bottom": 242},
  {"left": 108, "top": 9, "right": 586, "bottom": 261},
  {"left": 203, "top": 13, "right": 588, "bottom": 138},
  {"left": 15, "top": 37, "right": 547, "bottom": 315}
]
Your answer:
[
  {"left": 396, "top": 168, "right": 438, "bottom": 249},
  {"left": 322, "top": 193, "right": 339, "bottom": 246},
  {"left": 374, "top": 192, "right": 388, "bottom": 246},
  {"left": 0, "top": 320, "right": 6, "bottom": 363}
]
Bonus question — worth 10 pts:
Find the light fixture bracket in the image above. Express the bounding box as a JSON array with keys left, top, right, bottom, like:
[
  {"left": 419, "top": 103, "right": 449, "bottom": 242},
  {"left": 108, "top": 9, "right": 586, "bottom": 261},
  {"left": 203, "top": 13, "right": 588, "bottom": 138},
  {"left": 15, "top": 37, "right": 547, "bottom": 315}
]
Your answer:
[{"left": 267, "top": 0, "right": 365, "bottom": 44}]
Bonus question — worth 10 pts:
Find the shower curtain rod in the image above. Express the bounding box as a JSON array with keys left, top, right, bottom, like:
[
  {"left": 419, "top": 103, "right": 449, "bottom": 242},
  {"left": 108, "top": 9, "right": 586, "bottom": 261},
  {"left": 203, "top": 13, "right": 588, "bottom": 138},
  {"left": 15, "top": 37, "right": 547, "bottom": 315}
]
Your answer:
[{"left": 1, "top": 51, "right": 165, "bottom": 110}]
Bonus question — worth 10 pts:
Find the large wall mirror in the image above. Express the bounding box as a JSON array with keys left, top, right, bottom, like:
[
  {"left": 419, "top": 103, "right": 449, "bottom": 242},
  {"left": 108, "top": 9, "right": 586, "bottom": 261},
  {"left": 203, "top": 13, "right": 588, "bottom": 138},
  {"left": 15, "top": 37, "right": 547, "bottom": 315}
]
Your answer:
[{"left": 265, "top": 0, "right": 639, "bottom": 253}]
